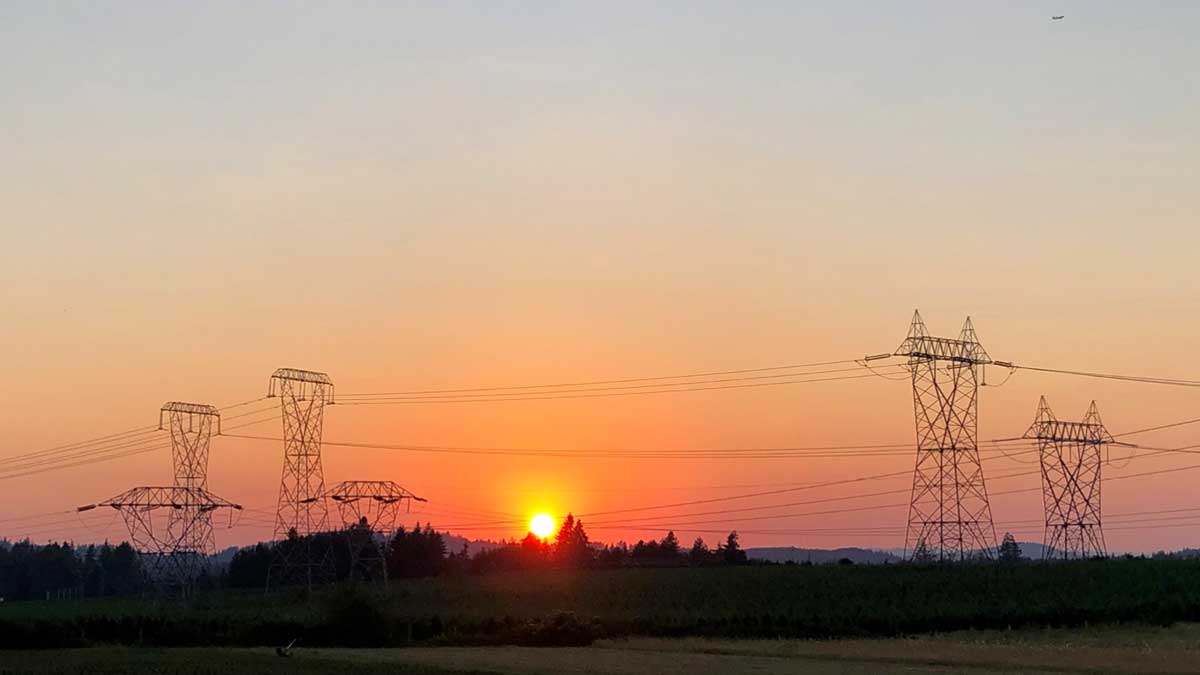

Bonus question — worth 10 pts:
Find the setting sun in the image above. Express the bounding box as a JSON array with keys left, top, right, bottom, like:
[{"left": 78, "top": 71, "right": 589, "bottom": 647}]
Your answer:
[{"left": 529, "top": 513, "right": 555, "bottom": 539}]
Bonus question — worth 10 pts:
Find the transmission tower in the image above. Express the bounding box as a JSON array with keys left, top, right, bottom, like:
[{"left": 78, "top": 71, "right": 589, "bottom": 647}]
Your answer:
[
  {"left": 267, "top": 367, "right": 335, "bottom": 590},
  {"left": 325, "top": 480, "right": 425, "bottom": 585},
  {"left": 896, "top": 310, "right": 997, "bottom": 562},
  {"left": 160, "top": 402, "right": 220, "bottom": 562},
  {"left": 1024, "top": 398, "right": 1115, "bottom": 560},
  {"left": 78, "top": 487, "right": 241, "bottom": 595}
]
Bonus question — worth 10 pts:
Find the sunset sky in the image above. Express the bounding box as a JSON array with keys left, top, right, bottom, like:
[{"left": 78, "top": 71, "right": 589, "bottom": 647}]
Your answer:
[{"left": 3, "top": 2, "right": 1199, "bottom": 553}]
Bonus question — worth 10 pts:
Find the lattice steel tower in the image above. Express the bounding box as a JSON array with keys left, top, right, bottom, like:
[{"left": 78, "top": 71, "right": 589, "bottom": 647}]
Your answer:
[
  {"left": 160, "top": 402, "right": 220, "bottom": 559},
  {"left": 1024, "top": 398, "right": 1114, "bottom": 560},
  {"left": 326, "top": 480, "right": 425, "bottom": 585},
  {"left": 267, "top": 367, "right": 335, "bottom": 589},
  {"left": 897, "top": 310, "right": 997, "bottom": 561},
  {"left": 78, "top": 487, "right": 241, "bottom": 595}
]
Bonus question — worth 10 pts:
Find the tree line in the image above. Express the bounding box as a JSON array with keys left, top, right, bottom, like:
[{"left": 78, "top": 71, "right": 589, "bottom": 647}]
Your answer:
[
  {"left": 3, "top": 515, "right": 750, "bottom": 597},
  {"left": 227, "top": 514, "right": 747, "bottom": 586},
  {"left": 468, "top": 515, "right": 747, "bottom": 574},
  {"left": 0, "top": 540, "right": 143, "bottom": 601},
  {"left": 225, "top": 521, "right": 451, "bottom": 587}
]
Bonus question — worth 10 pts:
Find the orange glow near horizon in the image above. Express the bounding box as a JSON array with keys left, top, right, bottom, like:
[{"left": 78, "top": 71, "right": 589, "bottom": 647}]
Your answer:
[
  {"left": 4, "top": 3, "right": 1200, "bottom": 556},
  {"left": 530, "top": 513, "right": 556, "bottom": 540}
]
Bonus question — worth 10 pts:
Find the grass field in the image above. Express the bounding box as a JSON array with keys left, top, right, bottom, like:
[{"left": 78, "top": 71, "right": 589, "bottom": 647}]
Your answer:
[
  {"left": 5, "top": 624, "right": 1200, "bottom": 674},
  {"left": 0, "top": 647, "right": 484, "bottom": 674}
]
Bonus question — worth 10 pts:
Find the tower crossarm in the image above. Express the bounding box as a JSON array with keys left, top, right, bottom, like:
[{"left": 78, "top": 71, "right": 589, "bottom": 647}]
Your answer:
[
  {"left": 324, "top": 480, "right": 425, "bottom": 503},
  {"left": 1023, "top": 398, "right": 1116, "bottom": 444},
  {"left": 80, "top": 486, "right": 243, "bottom": 512},
  {"left": 159, "top": 402, "right": 220, "bottom": 427},
  {"left": 1024, "top": 419, "right": 1114, "bottom": 444},
  {"left": 895, "top": 335, "right": 993, "bottom": 364},
  {"left": 269, "top": 368, "right": 335, "bottom": 399}
]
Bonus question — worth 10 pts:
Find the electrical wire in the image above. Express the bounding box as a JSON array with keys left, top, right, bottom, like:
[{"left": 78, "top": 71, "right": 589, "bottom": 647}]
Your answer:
[
  {"left": 338, "top": 365, "right": 905, "bottom": 403},
  {"left": 433, "top": 444, "right": 1200, "bottom": 534},
  {"left": 336, "top": 371, "right": 896, "bottom": 406},
  {"left": 338, "top": 358, "right": 863, "bottom": 398},
  {"left": 224, "top": 433, "right": 1037, "bottom": 460},
  {"left": 0, "top": 399, "right": 275, "bottom": 474},
  {"left": 1113, "top": 418, "right": 1200, "bottom": 439},
  {"left": 1010, "top": 364, "right": 1200, "bottom": 388},
  {"left": 0, "top": 411, "right": 280, "bottom": 481}
]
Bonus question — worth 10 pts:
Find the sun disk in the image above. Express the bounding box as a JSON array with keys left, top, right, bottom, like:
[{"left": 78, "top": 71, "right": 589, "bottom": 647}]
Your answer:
[{"left": 530, "top": 513, "right": 555, "bottom": 539}]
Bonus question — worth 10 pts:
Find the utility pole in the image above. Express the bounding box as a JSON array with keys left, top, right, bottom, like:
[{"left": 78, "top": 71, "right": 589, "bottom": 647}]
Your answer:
[
  {"left": 326, "top": 480, "right": 425, "bottom": 586},
  {"left": 1024, "top": 397, "right": 1115, "bottom": 559},
  {"left": 78, "top": 487, "right": 241, "bottom": 596},
  {"left": 160, "top": 402, "right": 220, "bottom": 568},
  {"left": 896, "top": 310, "right": 997, "bottom": 562},
  {"left": 77, "top": 404, "right": 236, "bottom": 597},
  {"left": 266, "top": 368, "right": 335, "bottom": 591}
]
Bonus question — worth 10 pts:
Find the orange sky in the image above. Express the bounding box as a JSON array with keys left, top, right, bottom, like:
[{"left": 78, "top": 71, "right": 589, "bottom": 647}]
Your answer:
[{"left": 2, "top": 3, "right": 1199, "bottom": 553}]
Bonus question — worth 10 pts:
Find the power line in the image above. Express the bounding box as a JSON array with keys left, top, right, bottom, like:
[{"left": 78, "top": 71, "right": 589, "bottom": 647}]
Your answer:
[
  {"left": 1008, "top": 363, "right": 1200, "bottom": 388},
  {"left": 0, "top": 427, "right": 161, "bottom": 468},
  {"left": 432, "top": 444, "right": 1196, "bottom": 533},
  {"left": 581, "top": 461, "right": 1040, "bottom": 527},
  {"left": 0, "top": 440, "right": 172, "bottom": 480},
  {"left": 1114, "top": 418, "right": 1200, "bottom": 439},
  {"left": 595, "top": 461, "right": 1200, "bottom": 534},
  {"left": 337, "top": 365, "right": 904, "bottom": 402},
  {"left": 0, "top": 509, "right": 77, "bottom": 525},
  {"left": 0, "top": 410, "right": 277, "bottom": 476},
  {"left": 0, "top": 398, "right": 273, "bottom": 473},
  {"left": 339, "top": 358, "right": 864, "bottom": 398},
  {"left": 0, "top": 412, "right": 280, "bottom": 481},
  {"left": 0, "top": 430, "right": 164, "bottom": 470},
  {"left": 224, "top": 433, "right": 1036, "bottom": 460},
  {"left": 335, "top": 371, "right": 896, "bottom": 406}
]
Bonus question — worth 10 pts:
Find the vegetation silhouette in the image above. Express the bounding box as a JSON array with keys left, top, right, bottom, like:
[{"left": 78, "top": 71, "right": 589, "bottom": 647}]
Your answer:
[{"left": 0, "top": 540, "right": 143, "bottom": 601}]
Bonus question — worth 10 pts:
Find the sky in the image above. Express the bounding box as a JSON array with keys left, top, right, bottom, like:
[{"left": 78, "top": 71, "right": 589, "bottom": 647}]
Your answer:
[{"left": 2, "top": 1, "right": 1199, "bottom": 553}]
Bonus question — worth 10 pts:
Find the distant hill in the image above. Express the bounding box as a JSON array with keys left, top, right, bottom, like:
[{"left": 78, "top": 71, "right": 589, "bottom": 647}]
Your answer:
[
  {"left": 882, "top": 541, "right": 1051, "bottom": 561},
  {"left": 440, "top": 533, "right": 505, "bottom": 556},
  {"left": 750, "top": 542, "right": 1060, "bottom": 564},
  {"left": 1015, "top": 541, "right": 1047, "bottom": 559},
  {"left": 747, "top": 547, "right": 901, "bottom": 565},
  {"left": 1153, "top": 548, "right": 1200, "bottom": 559}
]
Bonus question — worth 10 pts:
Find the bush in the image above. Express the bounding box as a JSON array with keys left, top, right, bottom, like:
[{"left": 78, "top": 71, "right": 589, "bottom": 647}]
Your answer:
[{"left": 322, "top": 586, "right": 390, "bottom": 647}]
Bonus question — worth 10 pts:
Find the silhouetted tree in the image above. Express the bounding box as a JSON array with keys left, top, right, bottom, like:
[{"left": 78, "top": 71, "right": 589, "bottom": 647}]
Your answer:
[
  {"left": 719, "top": 531, "right": 747, "bottom": 565},
  {"left": 660, "top": 531, "right": 680, "bottom": 558},
  {"left": 387, "top": 522, "right": 447, "bottom": 578},
  {"left": 596, "top": 541, "right": 629, "bottom": 568},
  {"left": 444, "top": 541, "right": 471, "bottom": 575},
  {"left": 689, "top": 537, "right": 711, "bottom": 566},
  {"left": 520, "top": 532, "right": 551, "bottom": 568},
  {"left": 554, "top": 513, "right": 592, "bottom": 568},
  {"left": 0, "top": 540, "right": 143, "bottom": 600},
  {"left": 630, "top": 539, "right": 661, "bottom": 565},
  {"left": 911, "top": 538, "right": 935, "bottom": 565},
  {"left": 998, "top": 532, "right": 1024, "bottom": 563},
  {"left": 226, "top": 543, "right": 272, "bottom": 588}
]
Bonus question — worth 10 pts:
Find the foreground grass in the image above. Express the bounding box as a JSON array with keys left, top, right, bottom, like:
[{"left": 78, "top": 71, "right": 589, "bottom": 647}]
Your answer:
[
  {"left": 0, "top": 647, "right": 490, "bottom": 675},
  {"left": 593, "top": 624, "right": 1200, "bottom": 673},
  {"left": 8, "top": 625, "right": 1200, "bottom": 675}
]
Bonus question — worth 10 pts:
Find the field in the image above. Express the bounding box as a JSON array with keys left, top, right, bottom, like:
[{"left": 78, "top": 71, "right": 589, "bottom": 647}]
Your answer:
[
  {"left": 5, "top": 624, "right": 1200, "bottom": 674},
  {"left": 4, "top": 559, "right": 1200, "bottom": 649}
]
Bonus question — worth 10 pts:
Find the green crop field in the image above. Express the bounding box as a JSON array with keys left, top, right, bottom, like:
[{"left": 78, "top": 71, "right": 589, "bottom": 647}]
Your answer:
[{"left": 4, "top": 559, "right": 1200, "bottom": 649}]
